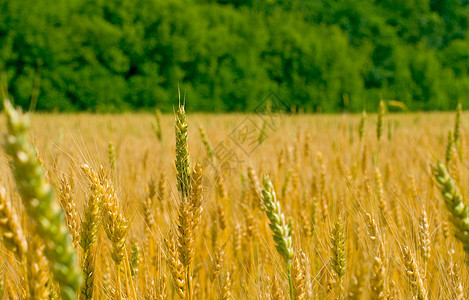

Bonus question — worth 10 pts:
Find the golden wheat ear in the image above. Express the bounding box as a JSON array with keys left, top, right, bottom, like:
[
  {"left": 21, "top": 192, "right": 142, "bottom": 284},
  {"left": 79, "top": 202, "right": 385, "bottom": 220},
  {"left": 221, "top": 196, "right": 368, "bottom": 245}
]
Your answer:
[
  {"left": 27, "top": 236, "right": 51, "bottom": 299},
  {"left": 58, "top": 175, "right": 80, "bottom": 248},
  {"left": 0, "top": 187, "right": 28, "bottom": 260},
  {"left": 402, "top": 246, "right": 427, "bottom": 300},
  {"left": 164, "top": 233, "right": 186, "bottom": 299},
  {"left": 79, "top": 165, "right": 102, "bottom": 300}
]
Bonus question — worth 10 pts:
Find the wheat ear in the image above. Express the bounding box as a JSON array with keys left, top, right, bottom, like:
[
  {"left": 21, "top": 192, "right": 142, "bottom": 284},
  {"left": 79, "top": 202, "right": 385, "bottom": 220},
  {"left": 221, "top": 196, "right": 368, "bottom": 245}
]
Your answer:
[
  {"left": 0, "top": 187, "right": 27, "bottom": 259},
  {"left": 199, "top": 126, "right": 214, "bottom": 161},
  {"left": 27, "top": 236, "right": 51, "bottom": 299},
  {"left": 377, "top": 100, "right": 385, "bottom": 141},
  {"left": 59, "top": 175, "right": 80, "bottom": 247},
  {"left": 292, "top": 254, "right": 306, "bottom": 300},
  {"left": 164, "top": 234, "right": 186, "bottom": 299},
  {"left": 80, "top": 165, "right": 102, "bottom": 300},
  {"left": 359, "top": 109, "right": 366, "bottom": 141},
  {"left": 446, "top": 130, "right": 454, "bottom": 166},
  {"left": 330, "top": 217, "right": 347, "bottom": 300},
  {"left": 175, "top": 104, "right": 191, "bottom": 198},
  {"left": 434, "top": 161, "right": 469, "bottom": 261},
  {"left": 3, "top": 99, "right": 81, "bottom": 300},
  {"left": 402, "top": 246, "right": 427, "bottom": 300},
  {"left": 261, "top": 176, "right": 294, "bottom": 300}
]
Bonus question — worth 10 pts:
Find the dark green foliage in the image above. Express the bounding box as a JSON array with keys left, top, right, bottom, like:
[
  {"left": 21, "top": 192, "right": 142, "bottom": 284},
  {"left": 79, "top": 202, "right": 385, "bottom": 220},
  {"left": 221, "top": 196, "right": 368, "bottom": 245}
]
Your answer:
[{"left": 1, "top": 0, "right": 469, "bottom": 112}]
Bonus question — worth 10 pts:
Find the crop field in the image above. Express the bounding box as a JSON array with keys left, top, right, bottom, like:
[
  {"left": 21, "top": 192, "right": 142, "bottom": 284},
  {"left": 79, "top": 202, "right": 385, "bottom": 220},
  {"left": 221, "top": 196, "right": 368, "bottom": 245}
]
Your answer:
[{"left": 0, "top": 101, "right": 468, "bottom": 299}]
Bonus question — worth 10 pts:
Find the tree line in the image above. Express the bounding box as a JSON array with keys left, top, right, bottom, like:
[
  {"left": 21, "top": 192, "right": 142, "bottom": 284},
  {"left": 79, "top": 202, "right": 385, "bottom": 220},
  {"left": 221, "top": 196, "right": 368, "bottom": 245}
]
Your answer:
[{"left": 1, "top": 0, "right": 469, "bottom": 112}]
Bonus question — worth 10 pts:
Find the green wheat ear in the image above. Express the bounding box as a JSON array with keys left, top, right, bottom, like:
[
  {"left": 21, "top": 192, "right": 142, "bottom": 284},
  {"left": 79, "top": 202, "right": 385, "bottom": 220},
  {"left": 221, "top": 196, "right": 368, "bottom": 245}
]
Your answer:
[
  {"left": 445, "top": 130, "right": 454, "bottom": 166},
  {"left": 330, "top": 217, "right": 347, "bottom": 299},
  {"left": 2, "top": 99, "right": 81, "bottom": 300},
  {"left": 152, "top": 108, "right": 163, "bottom": 143},
  {"left": 359, "top": 109, "right": 366, "bottom": 141},
  {"left": 175, "top": 104, "right": 191, "bottom": 199},
  {"left": 434, "top": 161, "right": 469, "bottom": 263},
  {"left": 454, "top": 102, "right": 464, "bottom": 161},
  {"left": 330, "top": 218, "right": 347, "bottom": 276},
  {"left": 261, "top": 175, "right": 294, "bottom": 300},
  {"left": 454, "top": 102, "right": 462, "bottom": 144},
  {"left": 262, "top": 176, "right": 294, "bottom": 263},
  {"left": 377, "top": 100, "right": 385, "bottom": 142},
  {"left": 199, "top": 126, "right": 214, "bottom": 161}
]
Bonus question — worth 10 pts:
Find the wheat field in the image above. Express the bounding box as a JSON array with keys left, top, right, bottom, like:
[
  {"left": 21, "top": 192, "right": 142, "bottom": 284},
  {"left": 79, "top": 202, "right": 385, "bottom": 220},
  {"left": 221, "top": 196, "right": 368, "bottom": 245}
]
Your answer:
[{"left": 0, "top": 100, "right": 468, "bottom": 299}]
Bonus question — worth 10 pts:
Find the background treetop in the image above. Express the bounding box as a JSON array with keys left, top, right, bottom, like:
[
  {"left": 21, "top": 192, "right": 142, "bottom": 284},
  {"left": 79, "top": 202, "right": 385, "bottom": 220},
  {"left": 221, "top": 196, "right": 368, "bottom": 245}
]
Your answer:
[{"left": 1, "top": 0, "right": 469, "bottom": 112}]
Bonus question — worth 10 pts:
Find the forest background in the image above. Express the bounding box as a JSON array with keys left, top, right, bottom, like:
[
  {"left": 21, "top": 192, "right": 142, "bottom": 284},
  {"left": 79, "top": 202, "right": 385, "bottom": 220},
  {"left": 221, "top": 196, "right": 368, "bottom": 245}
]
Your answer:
[{"left": 1, "top": 0, "right": 469, "bottom": 112}]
